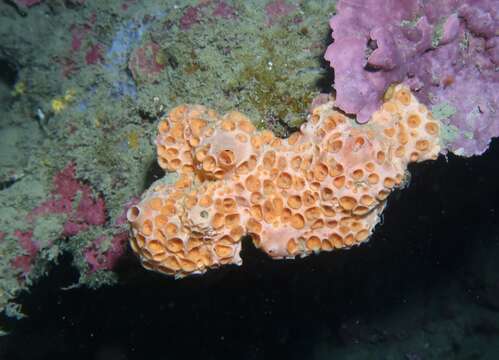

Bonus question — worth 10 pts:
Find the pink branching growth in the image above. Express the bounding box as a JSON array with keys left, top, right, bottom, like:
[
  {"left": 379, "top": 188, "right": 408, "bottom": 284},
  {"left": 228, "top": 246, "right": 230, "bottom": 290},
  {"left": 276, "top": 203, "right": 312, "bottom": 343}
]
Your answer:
[
  {"left": 84, "top": 232, "right": 128, "bottom": 272},
  {"left": 11, "top": 230, "right": 40, "bottom": 276},
  {"left": 29, "top": 162, "right": 106, "bottom": 237}
]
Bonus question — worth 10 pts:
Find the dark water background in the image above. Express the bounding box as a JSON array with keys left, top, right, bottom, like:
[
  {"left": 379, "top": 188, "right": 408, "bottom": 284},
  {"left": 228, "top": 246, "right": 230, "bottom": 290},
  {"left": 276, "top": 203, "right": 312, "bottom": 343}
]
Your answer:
[{"left": 1, "top": 140, "right": 499, "bottom": 360}]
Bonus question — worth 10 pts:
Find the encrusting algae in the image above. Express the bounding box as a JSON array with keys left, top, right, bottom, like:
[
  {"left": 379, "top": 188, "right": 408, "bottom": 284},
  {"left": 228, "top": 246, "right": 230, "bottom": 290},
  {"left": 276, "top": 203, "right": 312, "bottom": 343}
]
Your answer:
[{"left": 127, "top": 85, "right": 441, "bottom": 278}]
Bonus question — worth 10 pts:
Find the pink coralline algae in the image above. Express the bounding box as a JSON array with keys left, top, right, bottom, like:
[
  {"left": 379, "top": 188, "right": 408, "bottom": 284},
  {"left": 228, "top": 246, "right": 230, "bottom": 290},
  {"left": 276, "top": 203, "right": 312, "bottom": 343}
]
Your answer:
[
  {"left": 82, "top": 197, "right": 138, "bottom": 272},
  {"left": 11, "top": 230, "right": 40, "bottom": 276},
  {"left": 120, "top": 0, "right": 136, "bottom": 12},
  {"left": 85, "top": 43, "right": 104, "bottom": 65},
  {"left": 128, "top": 41, "right": 165, "bottom": 84},
  {"left": 179, "top": 1, "right": 238, "bottom": 30},
  {"left": 265, "top": 0, "right": 297, "bottom": 25},
  {"left": 14, "top": 0, "right": 42, "bottom": 7},
  {"left": 29, "top": 163, "right": 106, "bottom": 237},
  {"left": 84, "top": 232, "right": 128, "bottom": 272},
  {"left": 62, "top": 13, "right": 100, "bottom": 77},
  {"left": 324, "top": 0, "right": 498, "bottom": 156},
  {"left": 71, "top": 24, "right": 91, "bottom": 52},
  {"left": 212, "top": 1, "right": 237, "bottom": 19},
  {"left": 180, "top": 5, "right": 202, "bottom": 30}
]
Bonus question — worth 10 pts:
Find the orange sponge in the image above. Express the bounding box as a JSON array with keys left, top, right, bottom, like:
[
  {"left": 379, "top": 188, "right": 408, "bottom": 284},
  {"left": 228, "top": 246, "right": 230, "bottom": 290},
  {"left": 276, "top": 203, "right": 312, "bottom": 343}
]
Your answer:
[{"left": 128, "top": 85, "right": 441, "bottom": 277}]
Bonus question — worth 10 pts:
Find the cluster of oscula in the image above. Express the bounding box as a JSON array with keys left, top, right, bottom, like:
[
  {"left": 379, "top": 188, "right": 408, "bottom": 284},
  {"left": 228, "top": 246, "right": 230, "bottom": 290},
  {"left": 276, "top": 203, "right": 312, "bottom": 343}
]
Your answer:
[{"left": 127, "top": 85, "right": 441, "bottom": 278}]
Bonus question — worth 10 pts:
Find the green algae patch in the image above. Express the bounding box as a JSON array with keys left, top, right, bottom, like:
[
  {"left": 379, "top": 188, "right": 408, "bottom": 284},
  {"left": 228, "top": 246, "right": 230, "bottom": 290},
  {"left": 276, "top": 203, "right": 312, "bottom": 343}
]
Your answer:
[
  {"left": 439, "top": 123, "right": 460, "bottom": 148},
  {"left": 228, "top": 31, "right": 320, "bottom": 136},
  {"left": 431, "top": 102, "right": 457, "bottom": 121},
  {"left": 431, "top": 102, "right": 460, "bottom": 149},
  {"left": 140, "top": 0, "right": 335, "bottom": 136}
]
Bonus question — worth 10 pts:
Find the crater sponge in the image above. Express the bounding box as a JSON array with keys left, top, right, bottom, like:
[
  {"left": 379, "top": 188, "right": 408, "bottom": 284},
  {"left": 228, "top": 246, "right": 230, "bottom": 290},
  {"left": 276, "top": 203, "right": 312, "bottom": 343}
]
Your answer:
[{"left": 127, "top": 85, "right": 441, "bottom": 278}]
